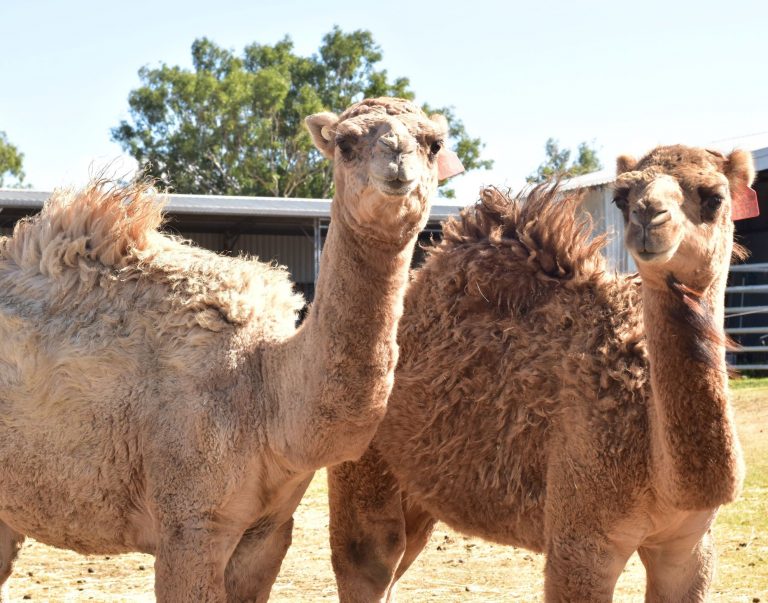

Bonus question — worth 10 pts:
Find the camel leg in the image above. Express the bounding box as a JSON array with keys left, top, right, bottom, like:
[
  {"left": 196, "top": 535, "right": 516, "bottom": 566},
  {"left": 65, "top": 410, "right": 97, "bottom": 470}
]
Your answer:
[
  {"left": 154, "top": 525, "right": 239, "bottom": 603},
  {"left": 393, "top": 497, "right": 436, "bottom": 581},
  {"left": 0, "top": 522, "right": 25, "bottom": 602},
  {"left": 224, "top": 517, "right": 294, "bottom": 603},
  {"left": 385, "top": 498, "right": 437, "bottom": 602},
  {"left": 638, "top": 530, "right": 715, "bottom": 603},
  {"left": 328, "top": 446, "right": 407, "bottom": 603}
]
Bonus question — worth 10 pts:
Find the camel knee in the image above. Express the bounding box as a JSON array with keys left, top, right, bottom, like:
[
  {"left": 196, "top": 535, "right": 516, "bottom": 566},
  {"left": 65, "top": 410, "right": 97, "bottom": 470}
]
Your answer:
[
  {"left": 333, "top": 530, "right": 405, "bottom": 601},
  {"left": 348, "top": 530, "right": 404, "bottom": 582}
]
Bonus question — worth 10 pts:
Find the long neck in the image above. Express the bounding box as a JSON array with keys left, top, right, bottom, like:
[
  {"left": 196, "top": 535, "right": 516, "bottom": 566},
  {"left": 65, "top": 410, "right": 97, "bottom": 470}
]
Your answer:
[
  {"left": 265, "top": 207, "right": 419, "bottom": 471},
  {"left": 642, "top": 271, "right": 744, "bottom": 509}
]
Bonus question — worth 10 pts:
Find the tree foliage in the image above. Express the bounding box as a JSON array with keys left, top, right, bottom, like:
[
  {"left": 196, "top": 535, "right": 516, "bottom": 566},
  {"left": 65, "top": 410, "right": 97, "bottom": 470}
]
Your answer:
[
  {"left": 113, "top": 27, "right": 492, "bottom": 198},
  {"left": 0, "top": 132, "right": 27, "bottom": 188},
  {"left": 527, "top": 138, "right": 601, "bottom": 184}
]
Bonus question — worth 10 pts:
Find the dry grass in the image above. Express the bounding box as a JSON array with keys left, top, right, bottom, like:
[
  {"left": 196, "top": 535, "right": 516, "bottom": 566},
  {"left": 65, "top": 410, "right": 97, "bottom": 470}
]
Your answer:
[{"left": 6, "top": 385, "right": 767, "bottom": 602}]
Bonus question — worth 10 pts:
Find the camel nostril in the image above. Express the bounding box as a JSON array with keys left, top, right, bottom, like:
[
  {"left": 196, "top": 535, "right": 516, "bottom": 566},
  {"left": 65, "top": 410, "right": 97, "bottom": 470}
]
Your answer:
[
  {"left": 649, "top": 209, "right": 670, "bottom": 226},
  {"left": 631, "top": 205, "right": 669, "bottom": 228}
]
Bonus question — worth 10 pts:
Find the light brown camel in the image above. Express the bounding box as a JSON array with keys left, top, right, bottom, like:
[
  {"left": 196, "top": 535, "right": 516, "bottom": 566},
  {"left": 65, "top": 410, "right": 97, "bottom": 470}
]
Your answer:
[
  {"left": 328, "top": 145, "right": 753, "bottom": 602},
  {"left": 0, "top": 97, "right": 463, "bottom": 602}
]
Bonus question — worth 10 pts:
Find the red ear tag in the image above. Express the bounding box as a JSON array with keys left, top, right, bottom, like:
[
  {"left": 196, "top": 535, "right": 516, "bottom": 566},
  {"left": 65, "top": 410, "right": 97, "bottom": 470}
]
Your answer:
[
  {"left": 732, "top": 186, "right": 760, "bottom": 221},
  {"left": 437, "top": 148, "right": 465, "bottom": 180}
]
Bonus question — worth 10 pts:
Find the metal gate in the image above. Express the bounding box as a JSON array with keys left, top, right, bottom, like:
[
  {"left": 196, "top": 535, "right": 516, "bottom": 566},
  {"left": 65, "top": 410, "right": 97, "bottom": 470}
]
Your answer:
[{"left": 726, "top": 263, "right": 768, "bottom": 372}]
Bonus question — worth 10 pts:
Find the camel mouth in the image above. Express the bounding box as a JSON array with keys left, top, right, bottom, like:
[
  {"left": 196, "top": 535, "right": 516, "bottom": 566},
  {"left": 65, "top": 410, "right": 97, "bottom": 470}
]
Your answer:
[
  {"left": 626, "top": 224, "right": 680, "bottom": 265},
  {"left": 375, "top": 178, "right": 417, "bottom": 197},
  {"left": 632, "top": 248, "right": 675, "bottom": 264}
]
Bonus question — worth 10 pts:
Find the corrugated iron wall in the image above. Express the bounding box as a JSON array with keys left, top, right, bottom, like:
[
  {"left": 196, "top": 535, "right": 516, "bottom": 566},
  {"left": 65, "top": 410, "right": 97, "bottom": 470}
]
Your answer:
[
  {"left": 0, "top": 221, "right": 315, "bottom": 290},
  {"left": 181, "top": 231, "right": 315, "bottom": 284},
  {"left": 580, "top": 187, "right": 636, "bottom": 273}
]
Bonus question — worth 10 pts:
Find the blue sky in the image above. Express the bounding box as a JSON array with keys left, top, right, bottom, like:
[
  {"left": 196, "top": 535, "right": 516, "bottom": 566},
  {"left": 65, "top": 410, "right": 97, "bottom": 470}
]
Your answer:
[{"left": 2, "top": 0, "right": 767, "bottom": 200}]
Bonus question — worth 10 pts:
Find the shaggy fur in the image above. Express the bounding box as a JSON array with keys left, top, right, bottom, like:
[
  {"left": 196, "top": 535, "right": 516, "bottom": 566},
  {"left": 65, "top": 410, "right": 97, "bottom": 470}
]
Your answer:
[
  {"left": 0, "top": 96, "right": 449, "bottom": 602},
  {"left": 328, "top": 145, "right": 750, "bottom": 602}
]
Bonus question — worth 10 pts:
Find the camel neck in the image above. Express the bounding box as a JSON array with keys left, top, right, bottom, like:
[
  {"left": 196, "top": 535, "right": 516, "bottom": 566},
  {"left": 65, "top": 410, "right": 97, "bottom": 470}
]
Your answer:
[
  {"left": 642, "top": 275, "right": 743, "bottom": 509},
  {"left": 305, "top": 215, "right": 415, "bottom": 352},
  {"left": 263, "top": 209, "right": 418, "bottom": 470}
]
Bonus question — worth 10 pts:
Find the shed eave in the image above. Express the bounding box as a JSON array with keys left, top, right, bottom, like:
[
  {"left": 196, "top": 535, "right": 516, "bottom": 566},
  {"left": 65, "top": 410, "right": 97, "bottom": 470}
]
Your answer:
[{"left": 0, "top": 189, "right": 463, "bottom": 221}]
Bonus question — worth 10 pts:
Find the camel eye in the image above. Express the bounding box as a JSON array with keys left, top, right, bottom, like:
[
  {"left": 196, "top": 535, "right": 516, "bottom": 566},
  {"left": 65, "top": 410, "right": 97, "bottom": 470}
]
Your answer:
[
  {"left": 336, "top": 137, "right": 355, "bottom": 159},
  {"left": 698, "top": 187, "right": 724, "bottom": 221},
  {"left": 612, "top": 191, "right": 629, "bottom": 211},
  {"left": 429, "top": 140, "right": 443, "bottom": 156},
  {"left": 703, "top": 195, "right": 723, "bottom": 209}
]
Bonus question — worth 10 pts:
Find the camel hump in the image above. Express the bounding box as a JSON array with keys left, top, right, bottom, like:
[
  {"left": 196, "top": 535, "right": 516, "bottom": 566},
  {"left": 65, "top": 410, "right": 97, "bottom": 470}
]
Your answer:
[
  {"left": 2, "top": 180, "right": 165, "bottom": 275},
  {"left": 0, "top": 180, "right": 304, "bottom": 333},
  {"left": 440, "top": 184, "right": 608, "bottom": 282}
]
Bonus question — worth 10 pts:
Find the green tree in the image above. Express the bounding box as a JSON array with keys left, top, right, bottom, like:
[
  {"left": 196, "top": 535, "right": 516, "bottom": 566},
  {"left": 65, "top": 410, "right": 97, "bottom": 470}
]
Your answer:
[
  {"left": 112, "top": 27, "right": 492, "bottom": 198},
  {"left": 0, "top": 132, "right": 27, "bottom": 188},
  {"left": 526, "top": 138, "right": 601, "bottom": 184}
]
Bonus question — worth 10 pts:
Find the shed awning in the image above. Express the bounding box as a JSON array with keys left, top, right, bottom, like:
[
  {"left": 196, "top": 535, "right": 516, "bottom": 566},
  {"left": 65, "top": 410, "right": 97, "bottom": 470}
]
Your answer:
[{"left": 0, "top": 189, "right": 464, "bottom": 222}]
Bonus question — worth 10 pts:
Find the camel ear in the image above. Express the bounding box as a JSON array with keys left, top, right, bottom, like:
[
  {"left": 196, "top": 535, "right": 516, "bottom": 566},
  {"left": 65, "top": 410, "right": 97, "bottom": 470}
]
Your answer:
[
  {"left": 428, "top": 114, "right": 463, "bottom": 179},
  {"left": 726, "top": 149, "right": 759, "bottom": 220},
  {"left": 305, "top": 112, "right": 339, "bottom": 160},
  {"left": 616, "top": 154, "right": 637, "bottom": 175},
  {"left": 429, "top": 113, "right": 449, "bottom": 134},
  {"left": 725, "top": 149, "right": 756, "bottom": 189}
]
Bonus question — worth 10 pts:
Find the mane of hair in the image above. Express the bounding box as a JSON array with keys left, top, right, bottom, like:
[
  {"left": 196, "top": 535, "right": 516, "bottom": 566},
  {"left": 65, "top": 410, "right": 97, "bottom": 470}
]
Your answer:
[
  {"left": 665, "top": 276, "right": 727, "bottom": 371},
  {"left": 664, "top": 234, "right": 746, "bottom": 373},
  {"left": 732, "top": 242, "right": 749, "bottom": 263}
]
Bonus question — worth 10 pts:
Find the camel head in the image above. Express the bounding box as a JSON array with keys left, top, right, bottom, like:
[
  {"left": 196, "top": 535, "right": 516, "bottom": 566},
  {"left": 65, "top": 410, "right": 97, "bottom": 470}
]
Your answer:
[
  {"left": 613, "top": 145, "right": 755, "bottom": 290},
  {"left": 305, "top": 97, "right": 461, "bottom": 246}
]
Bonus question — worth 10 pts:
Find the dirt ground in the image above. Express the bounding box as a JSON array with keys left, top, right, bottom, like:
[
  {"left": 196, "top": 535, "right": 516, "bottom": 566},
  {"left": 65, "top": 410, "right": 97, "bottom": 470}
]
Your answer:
[{"left": 6, "top": 387, "right": 767, "bottom": 602}]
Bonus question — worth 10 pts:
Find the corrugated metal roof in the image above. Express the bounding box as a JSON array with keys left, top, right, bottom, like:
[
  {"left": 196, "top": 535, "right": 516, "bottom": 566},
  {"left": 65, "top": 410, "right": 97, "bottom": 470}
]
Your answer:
[
  {"left": 0, "top": 189, "right": 462, "bottom": 221},
  {"left": 0, "top": 189, "right": 331, "bottom": 216},
  {"left": 709, "top": 133, "right": 768, "bottom": 171},
  {"left": 560, "top": 168, "right": 616, "bottom": 191}
]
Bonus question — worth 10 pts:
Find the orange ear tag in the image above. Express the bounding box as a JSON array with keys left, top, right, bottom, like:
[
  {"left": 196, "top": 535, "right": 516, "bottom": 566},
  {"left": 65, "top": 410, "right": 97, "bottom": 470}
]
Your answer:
[
  {"left": 437, "top": 148, "right": 465, "bottom": 180},
  {"left": 732, "top": 186, "right": 760, "bottom": 221}
]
